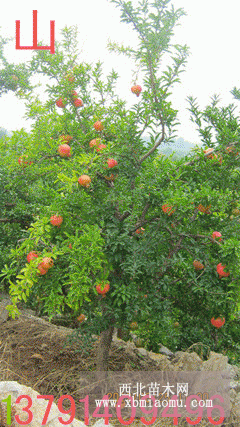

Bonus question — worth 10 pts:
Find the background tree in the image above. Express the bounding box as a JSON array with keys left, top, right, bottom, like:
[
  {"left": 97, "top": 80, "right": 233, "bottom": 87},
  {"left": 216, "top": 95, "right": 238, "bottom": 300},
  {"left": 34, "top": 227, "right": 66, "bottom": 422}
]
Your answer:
[{"left": 1, "top": 0, "right": 240, "bottom": 371}]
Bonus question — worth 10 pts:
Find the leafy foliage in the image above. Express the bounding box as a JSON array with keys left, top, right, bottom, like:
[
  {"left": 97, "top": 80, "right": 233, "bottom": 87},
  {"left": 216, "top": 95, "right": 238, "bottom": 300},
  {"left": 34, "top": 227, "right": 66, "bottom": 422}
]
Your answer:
[{"left": 0, "top": 0, "right": 240, "bottom": 367}]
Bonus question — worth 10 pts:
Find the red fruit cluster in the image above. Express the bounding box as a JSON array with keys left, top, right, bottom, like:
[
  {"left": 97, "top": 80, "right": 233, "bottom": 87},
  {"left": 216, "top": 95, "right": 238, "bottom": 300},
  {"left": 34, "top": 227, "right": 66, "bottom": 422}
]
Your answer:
[
  {"left": 58, "top": 144, "right": 71, "bottom": 158},
  {"left": 96, "top": 144, "right": 107, "bottom": 152},
  {"left": 73, "top": 98, "right": 83, "bottom": 108},
  {"left": 217, "top": 263, "right": 230, "bottom": 278},
  {"left": 78, "top": 175, "right": 91, "bottom": 188},
  {"left": 131, "top": 85, "right": 142, "bottom": 97},
  {"left": 27, "top": 251, "right": 39, "bottom": 263},
  {"left": 56, "top": 98, "right": 67, "bottom": 108},
  {"left": 162, "top": 204, "right": 175, "bottom": 216},
  {"left": 107, "top": 158, "right": 118, "bottom": 168},
  {"left": 212, "top": 231, "right": 222, "bottom": 241},
  {"left": 94, "top": 121, "right": 104, "bottom": 132},
  {"left": 38, "top": 257, "right": 54, "bottom": 276},
  {"left": 96, "top": 282, "right": 110, "bottom": 295},
  {"left": 211, "top": 317, "right": 225, "bottom": 328},
  {"left": 50, "top": 215, "right": 63, "bottom": 227}
]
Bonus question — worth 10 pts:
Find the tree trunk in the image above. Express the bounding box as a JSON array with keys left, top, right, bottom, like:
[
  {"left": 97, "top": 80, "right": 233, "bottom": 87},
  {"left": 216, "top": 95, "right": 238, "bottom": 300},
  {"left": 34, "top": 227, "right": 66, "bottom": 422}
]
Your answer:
[{"left": 96, "top": 324, "right": 115, "bottom": 371}]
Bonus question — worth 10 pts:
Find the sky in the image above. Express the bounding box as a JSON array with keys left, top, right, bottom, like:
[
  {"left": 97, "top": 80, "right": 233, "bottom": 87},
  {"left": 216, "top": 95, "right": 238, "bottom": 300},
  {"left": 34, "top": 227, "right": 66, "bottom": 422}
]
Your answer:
[{"left": 0, "top": 0, "right": 240, "bottom": 144}]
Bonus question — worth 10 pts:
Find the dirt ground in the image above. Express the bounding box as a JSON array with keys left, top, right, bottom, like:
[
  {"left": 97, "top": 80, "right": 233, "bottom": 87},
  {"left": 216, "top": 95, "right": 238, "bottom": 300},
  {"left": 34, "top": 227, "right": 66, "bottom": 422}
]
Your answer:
[{"left": 0, "top": 297, "right": 237, "bottom": 426}]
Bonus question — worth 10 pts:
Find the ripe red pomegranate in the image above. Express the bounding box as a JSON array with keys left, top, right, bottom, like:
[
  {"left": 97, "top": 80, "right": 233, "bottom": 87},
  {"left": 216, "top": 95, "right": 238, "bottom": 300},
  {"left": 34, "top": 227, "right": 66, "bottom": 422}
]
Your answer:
[
  {"left": 107, "top": 158, "right": 118, "bottom": 168},
  {"left": 50, "top": 215, "right": 63, "bottom": 227},
  {"left": 59, "top": 135, "right": 73, "bottom": 143},
  {"left": 131, "top": 85, "right": 142, "bottom": 97},
  {"left": 211, "top": 317, "right": 225, "bottom": 328},
  {"left": 96, "top": 144, "right": 107, "bottom": 152},
  {"left": 93, "top": 121, "right": 104, "bottom": 131},
  {"left": 73, "top": 98, "right": 83, "bottom": 107},
  {"left": 89, "top": 138, "right": 101, "bottom": 148},
  {"left": 41, "top": 257, "right": 54, "bottom": 270},
  {"left": 217, "top": 263, "right": 229, "bottom": 278},
  {"left": 37, "top": 263, "right": 48, "bottom": 275},
  {"left": 58, "top": 144, "right": 71, "bottom": 158},
  {"left": 27, "top": 251, "right": 39, "bottom": 263},
  {"left": 96, "top": 282, "right": 110, "bottom": 295},
  {"left": 56, "top": 98, "right": 66, "bottom": 108},
  {"left": 212, "top": 231, "right": 222, "bottom": 241},
  {"left": 78, "top": 175, "right": 91, "bottom": 188}
]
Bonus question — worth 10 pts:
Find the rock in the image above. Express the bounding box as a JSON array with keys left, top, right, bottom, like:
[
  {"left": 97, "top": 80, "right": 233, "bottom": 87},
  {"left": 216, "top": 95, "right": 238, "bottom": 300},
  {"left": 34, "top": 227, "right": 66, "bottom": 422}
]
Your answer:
[
  {"left": 137, "top": 348, "right": 148, "bottom": 357},
  {"left": 226, "top": 363, "right": 240, "bottom": 380},
  {"left": 201, "top": 351, "right": 229, "bottom": 371},
  {"left": 158, "top": 343, "right": 174, "bottom": 358},
  {"left": 231, "top": 393, "right": 240, "bottom": 417},
  {"left": 171, "top": 351, "right": 203, "bottom": 370},
  {"left": 230, "top": 380, "right": 240, "bottom": 393},
  {"left": 148, "top": 352, "right": 173, "bottom": 370}
]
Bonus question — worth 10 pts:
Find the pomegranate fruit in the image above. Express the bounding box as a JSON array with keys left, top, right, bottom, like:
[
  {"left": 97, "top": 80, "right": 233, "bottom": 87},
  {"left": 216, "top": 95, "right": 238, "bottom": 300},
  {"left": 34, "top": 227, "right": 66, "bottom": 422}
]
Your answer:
[
  {"left": 78, "top": 175, "right": 91, "bottom": 188},
  {"left": 131, "top": 85, "right": 142, "bottom": 96},
  {"left": 93, "top": 121, "right": 104, "bottom": 131},
  {"left": 58, "top": 144, "right": 71, "bottom": 158},
  {"left": 96, "top": 282, "right": 110, "bottom": 295},
  {"left": 27, "top": 251, "right": 39, "bottom": 263},
  {"left": 37, "top": 263, "right": 48, "bottom": 275},
  {"left": 56, "top": 98, "right": 66, "bottom": 108},
  {"left": 212, "top": 231, "right": 222, "bottom": 241},
  {"left": 41, "top": 257, "right": 54, "bottom": 270},
  {"left": 50, "top": 215, "right": 63, "bottom": 227},
  {"left": 73, "top": 98, "right": 83, "bottom": 107},
  {"left": 217, "top": 263, "right": 230, "bottom": 278},
  {"left": 211, "top": 317, "right": 225, "bottom": 328},
  {"left": 107, "top": 158, "right": 118, "bottom": 168},
  {"left": 96, "top": 144, "right": 107, "bottom": 152}
]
